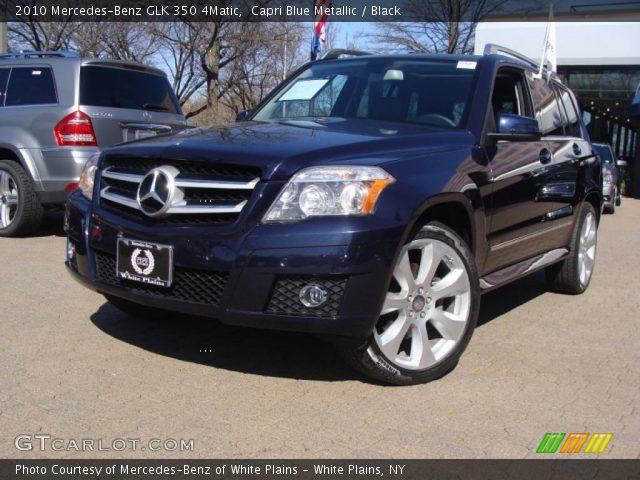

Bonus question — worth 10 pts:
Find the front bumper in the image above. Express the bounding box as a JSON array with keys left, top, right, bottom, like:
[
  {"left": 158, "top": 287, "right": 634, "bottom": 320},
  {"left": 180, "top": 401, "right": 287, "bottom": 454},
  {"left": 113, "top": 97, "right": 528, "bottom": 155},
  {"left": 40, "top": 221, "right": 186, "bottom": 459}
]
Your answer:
[
  {"left": 602, "top": 183, "right": 616, "bottom": 207},
  {"left": 65, "top": 191, "right": 404, "bottom": 337}
]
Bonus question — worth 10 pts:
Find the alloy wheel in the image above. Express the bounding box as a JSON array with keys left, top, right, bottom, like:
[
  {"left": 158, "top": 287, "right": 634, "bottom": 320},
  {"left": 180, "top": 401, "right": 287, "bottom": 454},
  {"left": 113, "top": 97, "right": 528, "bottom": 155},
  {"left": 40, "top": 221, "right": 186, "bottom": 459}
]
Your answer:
[
  {"left": 578, "top": 211, "right": 597, "bottom": 287},
  {"left": 374, "top": 237, "right": 472, "bottom": 370},
  {"left": 0, "top": 170, "right": 19, "bottom": 228}
]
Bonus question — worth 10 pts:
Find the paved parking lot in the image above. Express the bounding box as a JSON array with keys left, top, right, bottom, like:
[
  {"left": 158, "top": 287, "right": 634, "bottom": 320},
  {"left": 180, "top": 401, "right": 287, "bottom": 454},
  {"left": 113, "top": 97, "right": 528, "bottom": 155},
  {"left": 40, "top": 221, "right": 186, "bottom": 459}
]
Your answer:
[{"left": 1, "top": 201, "right": 639, "bottom": 459}]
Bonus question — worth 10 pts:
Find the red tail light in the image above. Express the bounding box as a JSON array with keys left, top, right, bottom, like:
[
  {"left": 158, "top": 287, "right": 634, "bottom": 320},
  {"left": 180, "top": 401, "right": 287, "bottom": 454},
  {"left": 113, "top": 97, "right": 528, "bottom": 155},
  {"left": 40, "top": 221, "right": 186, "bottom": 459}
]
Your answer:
[{"left": 53, "top": 111, "right": 97, "bottom": 146}]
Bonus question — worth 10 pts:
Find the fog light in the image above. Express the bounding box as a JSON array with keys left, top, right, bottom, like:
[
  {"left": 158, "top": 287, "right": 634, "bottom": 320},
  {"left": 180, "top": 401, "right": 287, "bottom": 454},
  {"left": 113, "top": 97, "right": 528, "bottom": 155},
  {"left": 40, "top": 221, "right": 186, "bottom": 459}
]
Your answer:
[
  {"left": 66, "top": 239, "right": 76, "bottom": 262},
  {"left": 299, "top": 284, "right": 328, "bottom": 308}
]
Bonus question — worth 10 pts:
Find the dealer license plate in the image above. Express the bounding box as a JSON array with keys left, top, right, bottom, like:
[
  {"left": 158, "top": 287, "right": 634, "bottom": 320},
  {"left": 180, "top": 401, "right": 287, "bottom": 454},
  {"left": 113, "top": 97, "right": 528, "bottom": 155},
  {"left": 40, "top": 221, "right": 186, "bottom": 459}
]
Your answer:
[{"left": 116, "top": 238, "right": 174, "bottom": 288}]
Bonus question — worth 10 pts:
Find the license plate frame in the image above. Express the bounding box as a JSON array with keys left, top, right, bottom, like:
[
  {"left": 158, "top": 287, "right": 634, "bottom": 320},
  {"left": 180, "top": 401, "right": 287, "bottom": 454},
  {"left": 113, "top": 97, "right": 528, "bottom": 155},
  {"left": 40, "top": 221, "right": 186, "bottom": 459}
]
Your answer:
[{"left": 116, "top": 238, "right": 174, "bottom": 288}]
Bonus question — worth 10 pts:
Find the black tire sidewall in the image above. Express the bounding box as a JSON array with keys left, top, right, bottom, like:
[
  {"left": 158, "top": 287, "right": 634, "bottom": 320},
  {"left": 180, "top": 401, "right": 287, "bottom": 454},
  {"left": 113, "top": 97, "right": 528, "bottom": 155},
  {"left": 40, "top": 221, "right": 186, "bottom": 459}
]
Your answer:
[{"left": 0, "top": 160, "right": 42, "bottom": 236}]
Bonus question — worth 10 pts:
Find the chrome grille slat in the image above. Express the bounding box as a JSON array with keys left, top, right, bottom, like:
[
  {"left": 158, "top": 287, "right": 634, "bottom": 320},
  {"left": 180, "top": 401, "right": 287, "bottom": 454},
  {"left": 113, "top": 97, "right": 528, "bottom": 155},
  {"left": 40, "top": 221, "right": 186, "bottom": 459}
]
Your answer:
[
  {"left": 167, "top": 201, "right": 247, "bottom": 214},
  {"left": 99, "top": 162, "right": 259, "bottom": 222},
  {"left": 102, "top": 169, "right": 143, "bottom": 183},
  {"left": 100, "top": 188, "right": 139, "bottom": 209},
  {"left": 174, "top": 177, "right": 259, "bottom": 190}
]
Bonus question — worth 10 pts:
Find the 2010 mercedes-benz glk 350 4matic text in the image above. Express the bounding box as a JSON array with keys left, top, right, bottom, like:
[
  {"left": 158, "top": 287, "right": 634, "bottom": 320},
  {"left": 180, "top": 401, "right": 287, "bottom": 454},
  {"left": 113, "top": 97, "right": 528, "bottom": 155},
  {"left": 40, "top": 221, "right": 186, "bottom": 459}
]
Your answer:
[{"left": 65, "top": 47, "right": 601, "bottom": 385}]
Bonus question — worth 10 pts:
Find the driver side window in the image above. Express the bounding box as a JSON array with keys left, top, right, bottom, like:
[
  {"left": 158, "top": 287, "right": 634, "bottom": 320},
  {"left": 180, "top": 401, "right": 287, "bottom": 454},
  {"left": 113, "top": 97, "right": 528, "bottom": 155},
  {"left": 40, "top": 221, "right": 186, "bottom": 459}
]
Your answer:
[{"left": 491, "top": 69, "right": 532, "bottom": 118}]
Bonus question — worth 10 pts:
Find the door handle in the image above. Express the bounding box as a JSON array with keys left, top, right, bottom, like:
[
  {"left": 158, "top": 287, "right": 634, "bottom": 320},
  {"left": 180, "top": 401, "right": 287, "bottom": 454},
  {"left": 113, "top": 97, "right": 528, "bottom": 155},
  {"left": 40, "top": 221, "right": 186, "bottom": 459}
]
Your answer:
[
  {"left": 539, "top": 148, "right": 552, "bottom": 164},
  {"left": 573, "top": 143, "right": 582, "bottom": 156}
]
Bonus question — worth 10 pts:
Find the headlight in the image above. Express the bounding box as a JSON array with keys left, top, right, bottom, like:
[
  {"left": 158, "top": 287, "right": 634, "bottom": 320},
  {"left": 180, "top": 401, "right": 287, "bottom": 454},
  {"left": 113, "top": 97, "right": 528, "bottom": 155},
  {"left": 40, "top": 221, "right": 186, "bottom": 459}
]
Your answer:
[
  {"left": 603, "top": 170, "right": 613, "bottom": 185},
  {"left": 78, "top": 153, "right": 100, "bottom": 200},
  {"left": 263, "top": 166, "right": 395, "bottom": 222}
]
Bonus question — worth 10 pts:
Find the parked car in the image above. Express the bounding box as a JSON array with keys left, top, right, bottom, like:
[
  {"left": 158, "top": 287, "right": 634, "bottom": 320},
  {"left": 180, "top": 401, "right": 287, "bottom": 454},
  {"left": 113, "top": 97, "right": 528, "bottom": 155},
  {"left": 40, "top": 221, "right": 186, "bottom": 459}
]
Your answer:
[
  {"left": 592, "top": 143, "right": 622, "bottom": 213},
  {"left": 0, "top": 51, "right": 187, "bottom": 237},
  {"left": 65, "top": 46, "right": 601, "bottom": 385}
]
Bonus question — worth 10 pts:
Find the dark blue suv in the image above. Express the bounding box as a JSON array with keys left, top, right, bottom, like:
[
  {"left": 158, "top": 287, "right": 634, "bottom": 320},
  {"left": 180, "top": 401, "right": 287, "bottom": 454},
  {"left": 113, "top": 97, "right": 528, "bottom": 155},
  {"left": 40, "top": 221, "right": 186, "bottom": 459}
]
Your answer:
[{"left": 65, "top": 47, "right": 601, "bottom": 385}]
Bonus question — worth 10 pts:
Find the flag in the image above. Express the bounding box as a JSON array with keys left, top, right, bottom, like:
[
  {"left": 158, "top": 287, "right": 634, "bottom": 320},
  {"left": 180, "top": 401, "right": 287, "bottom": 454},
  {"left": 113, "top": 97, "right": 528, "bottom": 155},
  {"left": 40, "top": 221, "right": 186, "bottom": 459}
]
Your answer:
[
  {"left": 538, "top": 4, "right": 556, "bottom": 82},
  {"left": 311, "top": 0, "right": 331, "bottom": 60}
]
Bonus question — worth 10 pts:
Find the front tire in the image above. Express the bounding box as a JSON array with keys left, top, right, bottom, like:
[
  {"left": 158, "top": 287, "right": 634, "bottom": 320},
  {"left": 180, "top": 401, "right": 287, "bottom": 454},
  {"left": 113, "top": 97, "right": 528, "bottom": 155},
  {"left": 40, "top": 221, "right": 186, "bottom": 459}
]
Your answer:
[
  {"left": 336, "top": 222, "right": 480, "bottom": 385},
  {"left": 0, "top": 160, "right": 43, "bottom": 237},
  {"left": 546, "top": 203, "right": 597, "bottom": 294}
]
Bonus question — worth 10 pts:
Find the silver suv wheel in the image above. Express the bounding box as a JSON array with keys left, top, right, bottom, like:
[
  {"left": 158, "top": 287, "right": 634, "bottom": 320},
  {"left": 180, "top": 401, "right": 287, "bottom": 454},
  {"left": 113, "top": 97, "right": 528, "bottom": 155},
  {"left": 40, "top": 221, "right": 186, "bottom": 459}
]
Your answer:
[
  {"left": 578, "top": 211, "right": 597, "bottom": 288},
  {"left": 375, "top": 237, "right": 471, "bottom": 370},
  {"left": 0, "top": 170, "right": 19, "bottom": 228}
]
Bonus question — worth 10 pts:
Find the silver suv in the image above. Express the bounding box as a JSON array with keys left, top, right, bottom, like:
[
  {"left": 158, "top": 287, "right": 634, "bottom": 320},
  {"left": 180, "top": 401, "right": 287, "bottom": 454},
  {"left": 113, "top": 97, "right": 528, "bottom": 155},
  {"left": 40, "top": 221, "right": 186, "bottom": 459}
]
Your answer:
[{"left": 0, "top": 51, "right": 186, "bottom": 236}]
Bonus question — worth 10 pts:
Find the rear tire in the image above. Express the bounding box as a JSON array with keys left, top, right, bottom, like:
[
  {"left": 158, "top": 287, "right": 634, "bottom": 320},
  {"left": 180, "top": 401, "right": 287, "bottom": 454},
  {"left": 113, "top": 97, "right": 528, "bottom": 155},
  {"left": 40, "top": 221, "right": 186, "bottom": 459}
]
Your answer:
[
  {"left": 335, "top": 222, "right": 480, "bottom": 385},
  {"left": 546, "top": 203, "right": 597, "bottom": 295},
  {"left": 0, "top": 160, "right": 43, "bottom": 237},
  {"left": 615, "top": 189, "right": 622, "bottom": 206},
  {"left": 104, "top": 294, "right": 177, "bottom": 321}
]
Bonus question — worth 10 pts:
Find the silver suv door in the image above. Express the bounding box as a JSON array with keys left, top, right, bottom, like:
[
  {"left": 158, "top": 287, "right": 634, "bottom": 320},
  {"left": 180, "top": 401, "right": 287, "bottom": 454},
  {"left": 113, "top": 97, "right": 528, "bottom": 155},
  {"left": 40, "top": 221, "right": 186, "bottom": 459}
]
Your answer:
[{"left": 78, "top": 62, "right": 187, "bottom": 146}]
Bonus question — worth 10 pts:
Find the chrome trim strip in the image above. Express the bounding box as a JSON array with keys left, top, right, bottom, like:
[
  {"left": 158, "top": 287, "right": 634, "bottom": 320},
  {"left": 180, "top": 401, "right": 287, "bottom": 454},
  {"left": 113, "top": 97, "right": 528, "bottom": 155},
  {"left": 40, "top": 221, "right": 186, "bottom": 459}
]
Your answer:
[
  {"left": 490, "top": 221, "right": 573, "bottom": 252},
  {"left": 480, "top": 247, "right": 570, "bottom": 291},
  {"left": 102, "top": 169, "right": 144, "bottom": 183},
  {"left": 120, "top": 123, "right": 172, "bottom": 131},
  {"left": 174, "top": 177, "right": 259, "bottom": 190},
  {"left": 100, "top": 188, "right": 139, "bottom": 209},
  {"left": 167, "top": 200, "right": 247, "bottom": 214},
  {"left": 103, "top": 168, "right": 259, "bottom": 190},
  {"left": 524, "top": 248, "right": 569, "bottom": 274}
]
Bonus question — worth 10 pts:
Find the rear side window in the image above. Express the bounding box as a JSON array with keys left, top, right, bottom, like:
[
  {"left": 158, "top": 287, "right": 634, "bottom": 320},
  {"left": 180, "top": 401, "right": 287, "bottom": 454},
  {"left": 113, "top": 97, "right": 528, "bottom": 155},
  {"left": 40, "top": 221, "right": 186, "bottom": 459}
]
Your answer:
[
  {"left": 0, "top": 69, "right": 9, "bottom": 105},
  {"left": 555, "top": 84, "right": 582, "bottom": 138},
  {"left": 5, "top": 67, "right": 57, "bottom": 106},
  {"left": 527, "top": 75, "right": 564, "bottom": 136},
  {"left": 80, "top": 66, "right": 180, "bottom": 114}
]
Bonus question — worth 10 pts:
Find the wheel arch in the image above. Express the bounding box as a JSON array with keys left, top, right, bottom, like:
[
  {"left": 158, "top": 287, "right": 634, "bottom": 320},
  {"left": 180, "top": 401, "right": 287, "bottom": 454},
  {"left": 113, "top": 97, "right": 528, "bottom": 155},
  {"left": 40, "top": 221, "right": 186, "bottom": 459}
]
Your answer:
[
  {"left": 583, "top": 189, "right": 602, "bottom": 224},
  {"left": 0, "top": 145, "right": 38, "bottom": 184},
  {"left": 404, "top": 192, "right": 484, "bottom": 261}
]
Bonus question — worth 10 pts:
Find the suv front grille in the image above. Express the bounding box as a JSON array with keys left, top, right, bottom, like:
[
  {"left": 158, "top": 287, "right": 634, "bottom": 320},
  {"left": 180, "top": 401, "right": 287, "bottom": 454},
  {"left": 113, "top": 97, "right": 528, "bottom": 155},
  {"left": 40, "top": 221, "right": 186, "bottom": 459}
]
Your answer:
[
  {"left": 99, "top": 158, "right": 261, "bottom": 227},
  {"left": 94, "top": 251, "right": 228, "bottom": 306}
]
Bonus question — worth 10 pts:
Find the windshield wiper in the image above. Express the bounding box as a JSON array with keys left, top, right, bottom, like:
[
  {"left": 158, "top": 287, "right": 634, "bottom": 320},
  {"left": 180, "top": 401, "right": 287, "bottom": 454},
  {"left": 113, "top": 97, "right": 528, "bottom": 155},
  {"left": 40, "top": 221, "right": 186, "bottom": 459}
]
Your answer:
[{"left": 142, "top": 103, "right": 169, "bottom": 112}]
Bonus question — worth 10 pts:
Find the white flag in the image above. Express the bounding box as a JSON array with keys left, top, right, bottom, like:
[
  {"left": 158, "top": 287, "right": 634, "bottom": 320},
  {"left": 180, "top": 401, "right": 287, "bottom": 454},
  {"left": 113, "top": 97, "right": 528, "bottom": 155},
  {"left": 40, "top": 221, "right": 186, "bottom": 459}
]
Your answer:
[{"left": 538, "top": 4, "right": 557, "bottom": 81}]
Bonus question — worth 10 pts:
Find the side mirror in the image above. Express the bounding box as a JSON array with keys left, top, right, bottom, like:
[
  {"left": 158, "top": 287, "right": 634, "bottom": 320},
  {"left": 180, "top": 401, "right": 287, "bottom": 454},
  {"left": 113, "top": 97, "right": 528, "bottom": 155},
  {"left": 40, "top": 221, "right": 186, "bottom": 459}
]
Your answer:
[
  {"left": 236, "top": 109, "right": 252, "bottom": 122},
  {"left": 487, "top": 113, "right": 542, "bottom": 141},
  {"left": 616, "top": 159, "right": 628, "bottom": 168}
]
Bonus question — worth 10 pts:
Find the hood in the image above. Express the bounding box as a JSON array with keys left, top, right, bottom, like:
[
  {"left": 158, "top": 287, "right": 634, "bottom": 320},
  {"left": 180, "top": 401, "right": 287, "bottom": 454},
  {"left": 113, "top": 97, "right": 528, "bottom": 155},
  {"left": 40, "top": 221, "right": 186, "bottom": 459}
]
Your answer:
[{"left": 104, "top": 119, "right": 475, "bottom": 181}]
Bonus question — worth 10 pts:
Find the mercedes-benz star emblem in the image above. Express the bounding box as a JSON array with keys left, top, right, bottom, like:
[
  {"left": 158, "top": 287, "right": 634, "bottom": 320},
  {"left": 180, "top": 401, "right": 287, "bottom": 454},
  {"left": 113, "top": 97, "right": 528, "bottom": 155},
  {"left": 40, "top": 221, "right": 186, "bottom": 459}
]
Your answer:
[{"left": 136, "top": 166, "right": 180, "bottom": 217}]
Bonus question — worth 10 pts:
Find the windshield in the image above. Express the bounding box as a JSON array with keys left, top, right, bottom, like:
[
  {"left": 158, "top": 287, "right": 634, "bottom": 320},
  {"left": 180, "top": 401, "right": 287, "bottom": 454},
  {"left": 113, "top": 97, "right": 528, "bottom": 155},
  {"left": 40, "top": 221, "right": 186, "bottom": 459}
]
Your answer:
[
  {"left": 252, "top": 58, "right": 477, "bottom": 129},
  {"left": 594, "top": 144, "right": 614, "bottom": 164}
]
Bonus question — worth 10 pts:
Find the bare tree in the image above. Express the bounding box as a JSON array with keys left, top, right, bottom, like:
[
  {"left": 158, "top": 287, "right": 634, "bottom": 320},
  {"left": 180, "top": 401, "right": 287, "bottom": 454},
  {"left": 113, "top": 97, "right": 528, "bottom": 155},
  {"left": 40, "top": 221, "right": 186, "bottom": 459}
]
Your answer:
[
  {"left": 218, "top": 22, "right": 307, "bottom": 117},
  {"left": 371, "top": 0, "right": 513, "bottom": 54},
  {"left": 147, "top": 21, "right": 207, "bottom": 112},
  {"left": 70, "top": 23, "right": 157, "bottom": 63},
  {"left": 8, "top": 18, "right": 74, "bottom": 51}
]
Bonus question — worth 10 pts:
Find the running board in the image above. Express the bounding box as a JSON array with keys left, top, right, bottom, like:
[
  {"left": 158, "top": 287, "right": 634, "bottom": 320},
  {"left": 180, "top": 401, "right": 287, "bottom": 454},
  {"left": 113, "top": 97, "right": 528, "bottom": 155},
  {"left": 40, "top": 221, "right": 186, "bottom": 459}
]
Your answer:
[{"left": 479, "top": 248, "right": 569, "bottom": 292}]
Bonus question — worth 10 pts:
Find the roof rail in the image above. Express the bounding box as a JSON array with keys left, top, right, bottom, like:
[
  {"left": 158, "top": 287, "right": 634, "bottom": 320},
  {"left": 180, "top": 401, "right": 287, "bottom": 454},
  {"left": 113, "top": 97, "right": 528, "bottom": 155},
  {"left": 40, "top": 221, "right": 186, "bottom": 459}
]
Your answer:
[
  {"left": 483, "top": 43, "right": 540, "bottom": 70},
  {"left": 320, "top": 49, "right": 371, "bottom": 61},
  {"left": 0, "top": 50, "right": 80, "bottom": 60}
]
